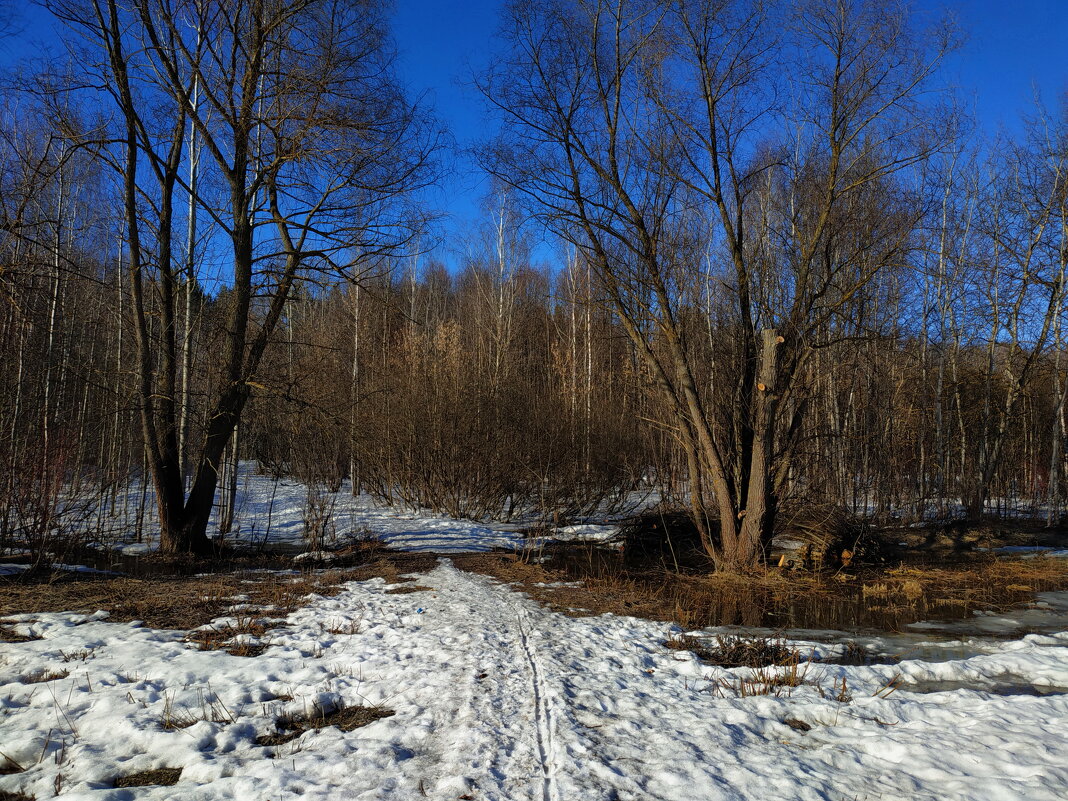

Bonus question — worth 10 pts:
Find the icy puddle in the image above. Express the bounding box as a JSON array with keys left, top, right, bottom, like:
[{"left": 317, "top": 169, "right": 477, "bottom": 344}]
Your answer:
[{"left": 2, "top": 559, "right": 1068, "bottom": 800}]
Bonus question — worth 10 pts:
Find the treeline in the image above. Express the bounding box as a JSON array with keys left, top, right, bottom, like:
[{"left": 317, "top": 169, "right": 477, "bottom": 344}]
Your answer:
[
  {"left": 3, "top": 209, "right": 1068, "bottom": 530},
  {"left": 0, "top": 0, "right": 1066, "bottom": 566}
]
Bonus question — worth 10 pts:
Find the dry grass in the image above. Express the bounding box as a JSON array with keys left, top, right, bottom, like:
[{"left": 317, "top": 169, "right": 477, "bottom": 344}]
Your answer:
[
  {"left": 60, "top": 648, "right": 95, "bottom": 663},
  {"left": 721, "top": 663, "right": 816, "bottom": 697},
  {"left": 0, "top": 574, "right": 240, "bottom": 630},
  {"left": 0, "top": 625, "right": 40, "bottom": 644},
  {"left": 664, "top": 634, "right": 802, "bottom": 668},
  {"left": 0, "top": 791, "right": 34, "bottom": 801},
  {"left": 185, "top": 613, "right": 272, "bottom": 656},
  {"left": 20, "top": 668, "right": 68, "bottom": 684},
  {"left": 256, "top": 701, "right": 393, "bottom": 747},
  {"left": 0, "top": 752, "right": 26, "bottom": 775},
  {"left": 159, "top": 689, "right": 235, "bottom": 730},
  {"left": 384, "top": 584, "right": 433, "bottom": 595},
  {"left": 455, "top": 548, "right": 1068, "bottom": 632},
  {"left": 0, "top": 557, "right": 429, "bottom": 631},
  {"left": 113, "top": 767, "right": 182, "bottom": 788},
  {"left": 323, "top": 618, "right": 361, "bottom": 635}
]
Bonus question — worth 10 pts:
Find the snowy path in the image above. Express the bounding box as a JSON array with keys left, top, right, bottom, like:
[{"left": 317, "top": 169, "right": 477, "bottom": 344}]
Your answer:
[{"left": 3, "top": 561, "right": 1068, "bottom": 800}]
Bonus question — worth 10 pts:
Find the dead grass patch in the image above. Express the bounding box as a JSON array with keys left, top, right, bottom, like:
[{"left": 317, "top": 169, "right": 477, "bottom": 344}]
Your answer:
[
  {"left": 323, "top": 618, "right": 361, "bottom": 635},
  {"left": 159, "top": 690, "right": 235, "bottom": 730},
  {"left": 0, "top": 625, "right": 40, "bottom": 643},
  {"left": 185, "top": 614, "right": 271, "bottom": 656},
  {"left": 0, "top": 568, "right": 358, "bottom": 631},
  {"left": 664, "top": 634, "right": 801, "bottom": 668},
  {"left": 0, "top": 574, "right": 239, "bottom": 630},
  {"left": 384, "top": 584, "right": 432, "bottom": 595},
  {"left": 453, "top": 548, "right": 1068, "bottom": 632},
  {"left": 714, "top": 659, "right": 818, "bottom": 698},
  {"left": 0, "top": 791, "right": 34, "bottom": 801},
  {"left": 20, "top": 668, "right": 68, "bottom": 684},
  {"left": 113, "top": 767, "right": 182, "bottom": 788},
  {"left": 256, "top": 701, "right": 393, "bottom": 747},
  {"left": 60, "top": 648, "right": 95, "bottom": 663}
]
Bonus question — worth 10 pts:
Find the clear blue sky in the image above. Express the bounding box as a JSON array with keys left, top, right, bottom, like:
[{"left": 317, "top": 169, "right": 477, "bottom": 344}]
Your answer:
[{"left": 3, "top": 0, "right": 1067, "bottom": 269}]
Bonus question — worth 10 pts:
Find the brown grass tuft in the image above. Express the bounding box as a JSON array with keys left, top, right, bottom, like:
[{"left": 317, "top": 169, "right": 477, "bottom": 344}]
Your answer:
[
  {"left": 384, "top": 584, "right": 433, "bottom": 595},
  {"left": 20, "top": 668, "right": 68, "bottom": 684},
  {"left": 256, "top": 701, "right": 393, "bottom": 747},
  {"left": 114, "top": 767, "right": 182, "bottom": 788},
  {"left": 664, "top": 634, "right": 802, "bottom": 668},
  {"left": 0, "top": 625, "right": 40, "bottom": 644}
]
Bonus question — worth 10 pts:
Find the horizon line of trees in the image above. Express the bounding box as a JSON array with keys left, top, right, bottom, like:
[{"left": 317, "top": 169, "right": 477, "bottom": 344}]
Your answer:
[{"left": 0, "top": 0, "right": 1066, "bottom": 571}]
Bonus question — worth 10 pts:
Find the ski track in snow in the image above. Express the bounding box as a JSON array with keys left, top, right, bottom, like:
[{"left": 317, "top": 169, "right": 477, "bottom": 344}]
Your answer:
[
  {"left": 511, "top": 602, "right": 556, "bottom": 801},
  {"left": 3, "top": 560, "right": 1068, "bottom": 800}
]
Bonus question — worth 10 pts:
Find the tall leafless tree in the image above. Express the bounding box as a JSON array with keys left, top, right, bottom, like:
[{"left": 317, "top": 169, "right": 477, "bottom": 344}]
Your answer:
[{"left": 46, "top": 0, "right": 438, "bottom": 552}]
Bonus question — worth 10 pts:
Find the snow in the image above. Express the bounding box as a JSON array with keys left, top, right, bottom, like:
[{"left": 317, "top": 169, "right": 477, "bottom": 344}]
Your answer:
[
  {"left": 994, "top": 546, "right": 1068, "bottom": 559},
  {"left": 546, "top": 523, "right": 619, "bottom": 542},
  {"left": 4, "top": 467, "right": 1066, "bottom": 798},
  {"left": 56, "top": 464, "right": 646, "bottom": 557},
  {"left": 71, "top": 466, "right": 551, "bottom": 554},
  {"left": 3, "top": 560, "right": 1068, "bottom": 800}
]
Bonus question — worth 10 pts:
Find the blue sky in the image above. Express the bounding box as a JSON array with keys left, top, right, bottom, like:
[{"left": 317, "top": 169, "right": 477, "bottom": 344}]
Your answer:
[
  {"left": 3, "top": 0, "right": 1067, "bottom": 269},
  {"left": 390, "top": 0, "right": 1068, "bottom": 267}
]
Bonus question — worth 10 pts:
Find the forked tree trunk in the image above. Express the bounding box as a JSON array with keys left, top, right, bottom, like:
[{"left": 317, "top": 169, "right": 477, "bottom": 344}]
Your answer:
[{"left": 731, "top": 328, "right": 780, "bottom": 568}]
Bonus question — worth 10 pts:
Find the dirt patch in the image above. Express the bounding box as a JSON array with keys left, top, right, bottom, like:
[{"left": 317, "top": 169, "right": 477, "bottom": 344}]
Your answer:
[
  {"left": 0, "top": 625, "right": 40, "bottom": 643},
  {"left": 113, "top": 767, "right": 182, "bottom": 787},
  {"left": 384, "top": 584, "right": 433, "bottom": 595},
  {"left": 256, "top": 703, "right": 393, "bottom": 747}
]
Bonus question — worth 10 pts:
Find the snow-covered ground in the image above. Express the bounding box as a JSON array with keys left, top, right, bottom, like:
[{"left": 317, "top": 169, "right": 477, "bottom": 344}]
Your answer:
[
  {"left": 3, "top": 560, "right": 1068, "bottom": 800},
  {"left": 4, "top": 469, "right": 1066, "bottom": 798},
  {"left": 71, "top": 465, "right": 623, "bottom": 555}
]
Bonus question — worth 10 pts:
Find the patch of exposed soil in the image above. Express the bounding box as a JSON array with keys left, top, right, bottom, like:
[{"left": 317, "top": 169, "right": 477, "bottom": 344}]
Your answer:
[
  {"left": 113, "top": 767, "right": 182, "bottom": 787},
  {"left": 384, "top": 584, "right": 433, "bottom": 594},
  {"left": 256, "top": 703, "right": 393, "bottom": 747}
]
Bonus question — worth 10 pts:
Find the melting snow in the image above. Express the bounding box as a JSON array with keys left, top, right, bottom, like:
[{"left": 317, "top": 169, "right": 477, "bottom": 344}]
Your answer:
[{"left": 2, "top": 561, "right": 1067, "bottom": 800}]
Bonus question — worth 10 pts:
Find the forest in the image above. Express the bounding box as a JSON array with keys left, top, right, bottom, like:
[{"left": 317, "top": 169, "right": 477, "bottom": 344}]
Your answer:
[
  {"left": 3, "top": 3, "right": 1068, "bottom": 801},
  {"left": 0, "top": 0, "right": 1065, "bottom": 571}
]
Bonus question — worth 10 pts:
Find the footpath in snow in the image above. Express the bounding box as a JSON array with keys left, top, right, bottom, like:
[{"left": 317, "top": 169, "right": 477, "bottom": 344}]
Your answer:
[{"left": 3, "top": 560, "right": 1068, "bottom": 800}]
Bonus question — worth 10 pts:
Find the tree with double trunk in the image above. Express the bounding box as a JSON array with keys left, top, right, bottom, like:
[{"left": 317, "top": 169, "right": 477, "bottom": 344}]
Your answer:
[
  {"left": 481, "top": 0, "right": 954, "bottom": 570},
  {"left": 46, "top": 0, "right": 438, "bottom": 553}
]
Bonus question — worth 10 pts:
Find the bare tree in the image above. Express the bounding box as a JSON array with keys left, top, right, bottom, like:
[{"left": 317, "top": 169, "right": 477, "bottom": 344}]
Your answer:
[
  {"left": 47, "top": 0, "right": 438, "bottom": 552},
  {"left": 482, "top": 0, "right": 953, "bottom": 569},
  {"left": 965, "top": 101, "right": 1068, "bottom": 518}
]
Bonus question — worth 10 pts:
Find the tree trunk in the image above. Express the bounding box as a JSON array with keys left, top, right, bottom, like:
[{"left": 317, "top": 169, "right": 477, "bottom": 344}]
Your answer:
[{"left": 726, "top": 329, "right": 780, "bottom": 570}]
